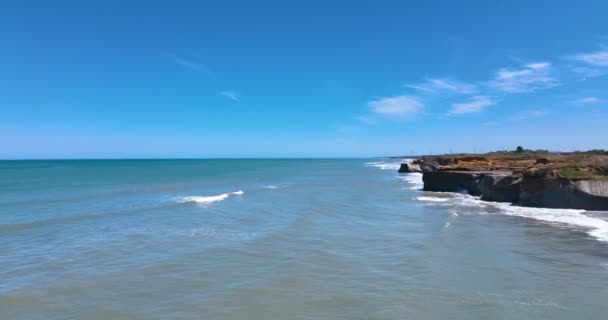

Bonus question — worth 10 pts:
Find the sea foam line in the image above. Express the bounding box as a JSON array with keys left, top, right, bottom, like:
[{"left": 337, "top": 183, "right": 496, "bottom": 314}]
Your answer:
[
  {"left": 364, "top": 161, "right": 402, "bottom": 171},
  {"left": 396, "top": 172, "right": 424, "bottom": 190},
  {"left": 368, "top": 157, "right": 608, "bottom": 243},
  {"left": 178, "top": 190, "right": 244, "bottom": 204},
  {"left": 416, "top": 193, "right": 608, "bottom": 243}
]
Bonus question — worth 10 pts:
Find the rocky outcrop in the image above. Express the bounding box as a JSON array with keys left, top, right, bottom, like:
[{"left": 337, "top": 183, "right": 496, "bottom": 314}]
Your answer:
[
  {"left": 422, "top": 171, "right": 483, "bottom": 195},
  {"left": 479, "top": 173, "right": 521, "bottom": 203},
  {"left": 412, "top": 154, "right": 608, "bottom": 210},
  {"left": 434, "top": 157, "right": 456, "bottom": 166},
  {"left": 519, "top": 177, "right": 608, "bottom": 210},
  {"left": 535, "top": 158, "right": 550, "bottom": 165},
  {"left": 410, "top": 159, "right": 440, "bottom": 172},
  {"left": 423, "top": 170, "right": 521, "bottom": 202},
  {"left": 420, "top": 163, "right": 439, "bottom": 172},
  {"left": 398, "top": 163, "right": 422, "bottom": 173}
]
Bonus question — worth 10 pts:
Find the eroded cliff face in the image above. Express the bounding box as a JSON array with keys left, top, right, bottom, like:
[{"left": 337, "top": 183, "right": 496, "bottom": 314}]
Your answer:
[
  {"left": 410, "top": 154, "right": 608, "bottom": 210},
  {"left": 575, "top": 180, "right": 608, "bottom": 197},
  {"left": 479, "top": 173, "right": 521, "bottom": 203},
  {"left": 423, "top": 171, "right": 483, "bottom": 195},
  {"left": 520, "top": 177, "right": 608, "bottom": 210}
]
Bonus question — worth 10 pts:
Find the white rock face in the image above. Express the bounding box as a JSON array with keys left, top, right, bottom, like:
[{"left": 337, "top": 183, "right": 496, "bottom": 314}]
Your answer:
[{"left": 575, "top": 180, "right": 608, "bottom": 197}]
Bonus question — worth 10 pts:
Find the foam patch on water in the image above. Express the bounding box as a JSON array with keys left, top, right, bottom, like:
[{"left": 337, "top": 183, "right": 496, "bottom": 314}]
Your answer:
[
  {"left": 415, "top": 192, "right": 608, "bottom": 243},
  {"left": 442, "top": 221, "right": 451, "bottom": 231},
  {"left": 178, "top": 190, "right": 244, "bottom": 204},
  {"left": 364, "top": 161, "right": 401, "bottom": 170},
  {"left": 263, "top": 184, "right": 288, "bottom": 189}
]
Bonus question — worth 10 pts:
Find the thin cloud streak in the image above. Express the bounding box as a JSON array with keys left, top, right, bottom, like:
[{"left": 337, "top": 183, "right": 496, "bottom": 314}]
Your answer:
[
  {"left": 356, "top": 115, "right": 377, "bottom": 125},
  {"left": 511, "top": 109, "right": 548, "bottom": 120},
  {"left": 570, "top": 97, "right": 600, "bottom": 104},
  {"left": 369, "top": 95, "right": 423, "bottom": 118},
  {"left": 488, "top": 62, "right": 558, "bottom": 93},
  {"left": 407, "top": 78, "right": 478, "bottom": 95},
  {"left": 449, "top": 96, "right": 498, "bottom": 115},
  {"left": 220, "top": 90, "right": 239, "bottom": 101},
  {"left": 172, "top": 56, "right": 212, "bottom": 75},
  {"left": 573, "top": 50, "right": 608, "bottom": 66}
]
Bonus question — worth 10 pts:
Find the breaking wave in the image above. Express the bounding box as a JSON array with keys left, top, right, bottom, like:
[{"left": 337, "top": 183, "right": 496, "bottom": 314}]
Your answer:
[
  {"left": 178, "top": 190, "right": 244, "bottom": 204},
  {"left": 397, "top": 172, "right": 424, "bottom": 190},
  {"left": 416, "top": 196, "right": 451, "bottom": 202},
  {"left": 364, "top": 161, "right": 402, "bottom": 170},
  {"left": 416, "top": 193, "right": 608, "bottom": 243}
]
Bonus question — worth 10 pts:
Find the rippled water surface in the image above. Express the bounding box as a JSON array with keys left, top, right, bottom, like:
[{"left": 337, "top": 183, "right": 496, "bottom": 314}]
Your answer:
[{"left": 1, "top": 159, "right": 608, "bottom": 319}]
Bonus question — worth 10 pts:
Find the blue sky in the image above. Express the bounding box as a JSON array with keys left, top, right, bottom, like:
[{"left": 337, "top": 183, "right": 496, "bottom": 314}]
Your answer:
[{"left": 1, "top": 0, "right": 608, "bottom": 158}]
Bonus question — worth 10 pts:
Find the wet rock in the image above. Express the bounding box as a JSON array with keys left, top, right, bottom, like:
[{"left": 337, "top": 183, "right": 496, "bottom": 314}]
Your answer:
[{"left": 398, "top": 163, "right": 422, "bottom": 173}]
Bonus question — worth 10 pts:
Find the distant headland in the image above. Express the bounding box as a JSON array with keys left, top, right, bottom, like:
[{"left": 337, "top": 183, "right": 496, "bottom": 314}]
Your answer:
[{"left": 397, "top": 148, "right": 608, "bottom": 211}]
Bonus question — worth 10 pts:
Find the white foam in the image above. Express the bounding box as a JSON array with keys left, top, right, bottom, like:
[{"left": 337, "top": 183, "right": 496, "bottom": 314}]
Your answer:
[
  {"left": 416, "top": 196, "right": 451, "bottom": 202},
  {"left": 178, "top": 190, "right": 244, "bottom": 204},
  {"left": 500, "top": 205, "right": 608, "bottom": 242},
  {"left": 397, "top": 172, "right": 424, "bottom": 190},
  {"left": 263, "top": 185, "right": 287, "bottom": 189},
  {"left": 364, "top": 161, "right": 401, "bottom": 170},
  {"left": 442, "top": 222, "right": 451, "bottom": 231},
  {"left": 415, "top": 192, "right": 608, "bottom": 243}
]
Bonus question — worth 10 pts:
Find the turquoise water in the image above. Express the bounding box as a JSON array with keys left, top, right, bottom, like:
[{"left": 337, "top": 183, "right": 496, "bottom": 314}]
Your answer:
[{"left": 1, "top": 159, "right": 608, "bottom": 319}]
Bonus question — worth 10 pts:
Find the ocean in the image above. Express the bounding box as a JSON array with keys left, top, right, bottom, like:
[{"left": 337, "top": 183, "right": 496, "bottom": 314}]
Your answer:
[{"left": 1, "top": 159, "right": 608, "bottom": 319}]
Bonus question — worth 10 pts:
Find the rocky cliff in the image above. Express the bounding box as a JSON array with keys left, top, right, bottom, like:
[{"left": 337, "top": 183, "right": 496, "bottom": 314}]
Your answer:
[{"left": 400, "top": 154, "right": 608, "bottom": 210}]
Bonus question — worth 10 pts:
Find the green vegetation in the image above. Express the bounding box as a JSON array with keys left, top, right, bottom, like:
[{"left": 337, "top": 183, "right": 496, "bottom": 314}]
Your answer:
[
  {"left": 557, "top": 168, "right": 594, "bottom": 180},
  {"left": 568, "top": 149, "right": 608, "bottom": 155},
  {"left": 486, "top": 146, "right": 550, "bottom": 157}
]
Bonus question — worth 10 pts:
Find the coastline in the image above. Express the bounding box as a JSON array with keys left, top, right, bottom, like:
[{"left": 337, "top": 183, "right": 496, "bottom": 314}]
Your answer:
[{"left": 397, "top": 154, "right": 608, "bottom": 211}]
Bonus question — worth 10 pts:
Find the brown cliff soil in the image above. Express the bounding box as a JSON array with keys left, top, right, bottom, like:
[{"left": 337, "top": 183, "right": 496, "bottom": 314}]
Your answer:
[{"left": 418, "top": 154, "right": 608, "bottom": 180}]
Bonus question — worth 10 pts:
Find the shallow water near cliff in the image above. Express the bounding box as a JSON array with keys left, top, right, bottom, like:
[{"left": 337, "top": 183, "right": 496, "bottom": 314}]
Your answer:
[{"left": 1, "top": 159, "right": 608, "bottom": 319}]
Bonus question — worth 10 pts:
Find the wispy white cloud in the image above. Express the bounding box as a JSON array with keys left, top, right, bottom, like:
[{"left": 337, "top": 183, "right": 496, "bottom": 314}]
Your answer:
[
  {"left": 483, "top": 121, "right": 499, "bottom": 126},
  {"left": 355, "top": 115, "right": 377, "bottom": 125},
  {"left": 220, "top": 90, "right": 239, "bottom": 101},
  {"left": 448, "top": 96, "right": 498, "bottom": 115},
  {"left": 364, "top": 47, "right": 608, "bottom": 123},
  {"left": 488, "top": 62, "right": 558, "bottom": 93},
  {"left": 511, "top": 109, "right": 548, "bottom": 120},
  {"left": 172, "top": 56, "right": 211, "bottom": 74},
  {"left": 406, "top": 78, "right": 478, "bottom": 95},
  {"left": 369, "top": 95, "right": 423, "bottom": 118},
  {"left": 573, "top": 50, "right": 608, "bottom": 66},
  {"left": 571, "top": 66, "right": 604, "bottom": 79},
  {"left": 570, "top": 97, "right": 601, "bottom": 105}
]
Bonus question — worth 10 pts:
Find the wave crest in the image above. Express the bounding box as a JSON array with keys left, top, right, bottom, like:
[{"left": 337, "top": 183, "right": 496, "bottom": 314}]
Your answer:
[
  {"left": 364, "top": 161, "right": 401, "bottom": 170},
  {"left": 397, "top": 173, "right": 423, "bottom": 190},
  {"left": 178, "top": 190, "right": 244, "bottom": 204}
]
